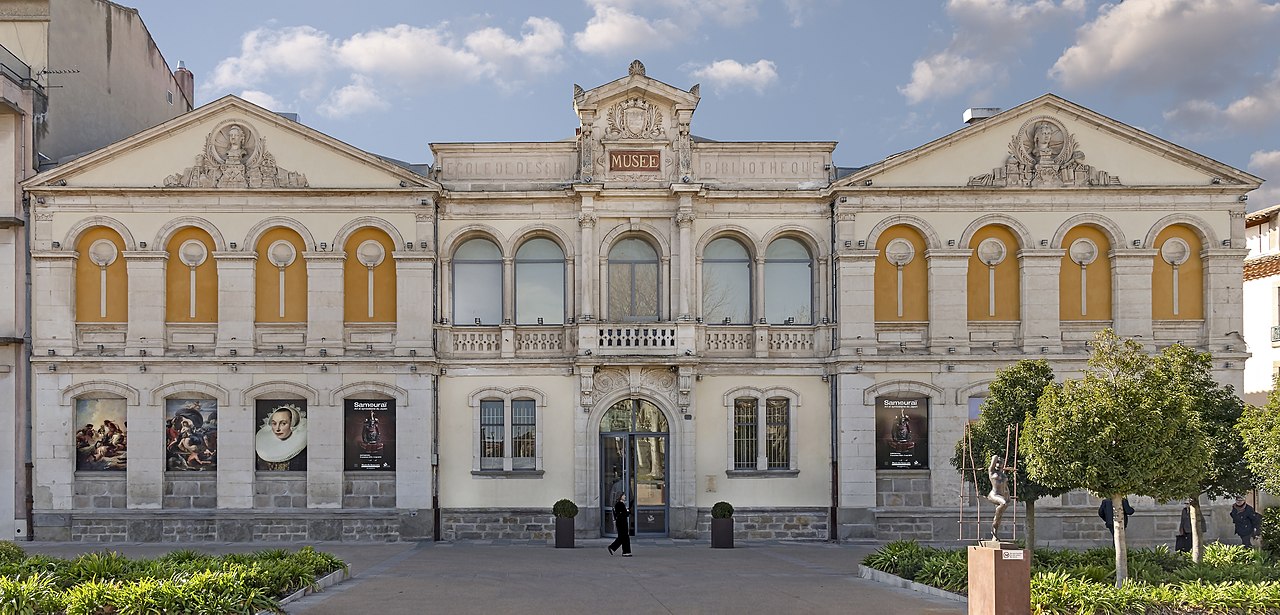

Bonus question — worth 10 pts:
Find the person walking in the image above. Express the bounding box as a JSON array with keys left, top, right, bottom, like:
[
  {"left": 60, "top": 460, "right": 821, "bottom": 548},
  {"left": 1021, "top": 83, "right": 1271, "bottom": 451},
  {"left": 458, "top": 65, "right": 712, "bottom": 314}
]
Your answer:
[
  {"left": 607, "top": 492, "right": 632, "bottom": 556},
  {"left": 1175, "top": 499, "right": 1203, "bottom": 553},
  {"left": 1098, "top": 497, "right": 1134, "bottom": 535},
  {"left": 1230, "top": 495, "right": 1262, "bottom": 548}
]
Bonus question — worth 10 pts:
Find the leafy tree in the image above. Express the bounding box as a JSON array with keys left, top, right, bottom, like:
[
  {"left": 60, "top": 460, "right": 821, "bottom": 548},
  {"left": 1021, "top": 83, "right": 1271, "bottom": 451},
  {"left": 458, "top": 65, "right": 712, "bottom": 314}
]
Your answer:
[
  {"left": 1240, "top": 378, "right": 1280, "bottom": 495},
  {"left": 950, "top": 359, "right": 1067, "bottom": 553},
  {"left": 1023, "top": 329, "right": 1209, "bottom": 587},
  {"left": 1159, "top": 343, "right": 1252, "bottom": 563}
]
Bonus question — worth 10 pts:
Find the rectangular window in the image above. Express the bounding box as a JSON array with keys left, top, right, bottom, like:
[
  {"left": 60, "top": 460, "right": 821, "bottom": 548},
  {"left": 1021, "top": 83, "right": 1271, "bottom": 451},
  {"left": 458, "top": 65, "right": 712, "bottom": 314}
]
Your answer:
[
  {"left": 765, "top": 398, "right": 790, "bottom": 470},
  {"left": 511, "top": 399, "right": 536, "bottom": 470},
  {"left": 733, "top": 398, "right": 757, "bottom": 470},
  {"left": 480, "top": 400, "right": 504, "bottom": 470}
]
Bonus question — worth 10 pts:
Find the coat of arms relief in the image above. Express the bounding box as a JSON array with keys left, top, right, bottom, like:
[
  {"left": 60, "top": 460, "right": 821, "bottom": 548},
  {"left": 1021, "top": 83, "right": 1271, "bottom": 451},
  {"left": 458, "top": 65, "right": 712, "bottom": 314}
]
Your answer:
[
  {"left": 968, "top": 116, "right": 1120, "bottom": 188},
  {"left": 164, "top": 120, "right": 308, "bottom": 188}
]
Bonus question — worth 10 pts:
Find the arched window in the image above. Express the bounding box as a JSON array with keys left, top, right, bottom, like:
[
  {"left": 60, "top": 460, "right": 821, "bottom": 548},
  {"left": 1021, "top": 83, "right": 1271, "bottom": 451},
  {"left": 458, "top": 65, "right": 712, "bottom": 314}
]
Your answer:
[
  {"left": 515, "top": 238, "right": 565, "bottom": 325},
  {"left": 608, "top": 238, "right": 660, "bottom": 322},
  {"left": 764, "top": 238, "right": 812, "bottom": 324},
  {"left": 703, "top": 237, "right": 751, "bottom": 324},
  {"left": 454, "top": 238, "right": 502, "bottom": 325}
]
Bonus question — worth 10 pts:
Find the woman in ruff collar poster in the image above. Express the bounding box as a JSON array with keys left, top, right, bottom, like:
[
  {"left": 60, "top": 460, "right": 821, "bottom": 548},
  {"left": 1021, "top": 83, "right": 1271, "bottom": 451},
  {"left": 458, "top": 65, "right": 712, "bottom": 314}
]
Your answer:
[{"left": 255, "top": 400, "right": 307, "bottom": 471}]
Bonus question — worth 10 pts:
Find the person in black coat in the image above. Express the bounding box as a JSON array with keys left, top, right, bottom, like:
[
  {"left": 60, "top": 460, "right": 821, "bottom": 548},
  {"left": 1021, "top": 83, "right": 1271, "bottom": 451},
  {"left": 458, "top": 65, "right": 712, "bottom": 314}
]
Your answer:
[
  {"left": 607, "top": 492, "right": 632, "bottom": 556},
  {"left": 1098, "top": 497, "right": 1134, "bottom": 534},
  {"left": 1175, "top": 499, "right": 1204, "bottom": 553},
  {"left": 1230, "top": 496, "right": 1263, "bottom": 548}
]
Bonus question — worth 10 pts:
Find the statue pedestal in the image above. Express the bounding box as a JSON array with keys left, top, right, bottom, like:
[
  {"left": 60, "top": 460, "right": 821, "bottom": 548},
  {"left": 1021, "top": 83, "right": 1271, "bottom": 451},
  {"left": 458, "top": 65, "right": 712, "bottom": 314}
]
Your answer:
[{"left": 967, "top": 544, "right": 1030, "bottom": 615}]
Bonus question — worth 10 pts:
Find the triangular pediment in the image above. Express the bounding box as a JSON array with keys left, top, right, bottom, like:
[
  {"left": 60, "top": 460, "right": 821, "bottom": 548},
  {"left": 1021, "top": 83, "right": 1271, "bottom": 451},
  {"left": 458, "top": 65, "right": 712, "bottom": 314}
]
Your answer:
[
  {"left": 837, "top": 94, "right": 1261, "bottom": 190},
  {"left": 574, "top": 59, "right": 700, "bottom": 113},
  {"left": 24, "top": 96, "right": 437, "bottom": 191}
]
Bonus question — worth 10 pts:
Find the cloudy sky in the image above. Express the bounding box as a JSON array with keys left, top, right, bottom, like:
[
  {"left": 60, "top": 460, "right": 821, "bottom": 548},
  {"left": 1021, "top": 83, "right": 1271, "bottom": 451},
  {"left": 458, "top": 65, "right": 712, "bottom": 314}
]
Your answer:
[{"left": 125, "top": 0, "right": 1280, "bottom": 207}]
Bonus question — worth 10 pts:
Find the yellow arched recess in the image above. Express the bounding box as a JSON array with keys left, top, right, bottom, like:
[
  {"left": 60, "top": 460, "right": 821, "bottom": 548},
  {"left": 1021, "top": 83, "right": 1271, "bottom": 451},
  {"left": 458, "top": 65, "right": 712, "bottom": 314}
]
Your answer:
[
  {"left": 255, "top": 227, "right": 308, "bottom": 323},
  {"left": 75, "top": 227, "right": 129, "bottom": 322},
  {"left": 1152, "top": 224, "right": 1204, "bottom": 320},
  {"left": 343, "top": 227, "right": 397, "bottom": 322},
  {"left": 967, "top": 225, "right": 1021, "bottom": 321},
  {"left": 1059, "top": 226, "right": 1112, "bottom": 321},
  {"left": 165, "top": 227, "right": 218, "bottom": 322},
  {"left": 873, "top": 225, "right": 928, "bottom": 321}
]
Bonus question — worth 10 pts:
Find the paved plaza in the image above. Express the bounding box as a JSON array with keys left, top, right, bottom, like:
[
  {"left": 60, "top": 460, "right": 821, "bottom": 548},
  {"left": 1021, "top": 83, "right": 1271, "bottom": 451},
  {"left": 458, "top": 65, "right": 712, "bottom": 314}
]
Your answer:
[{"left": 24, "top": 539, "right": 965, "bottom": 614}]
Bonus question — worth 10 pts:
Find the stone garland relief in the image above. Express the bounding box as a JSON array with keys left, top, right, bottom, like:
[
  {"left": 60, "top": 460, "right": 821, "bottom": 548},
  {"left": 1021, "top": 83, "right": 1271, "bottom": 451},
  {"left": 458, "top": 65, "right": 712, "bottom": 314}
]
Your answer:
[
  {"left": 163, "top": 120, "right": 309, "bottom": 188},
  {"left": 968, "top": 116, "right": 1120, "bottom": 188}
]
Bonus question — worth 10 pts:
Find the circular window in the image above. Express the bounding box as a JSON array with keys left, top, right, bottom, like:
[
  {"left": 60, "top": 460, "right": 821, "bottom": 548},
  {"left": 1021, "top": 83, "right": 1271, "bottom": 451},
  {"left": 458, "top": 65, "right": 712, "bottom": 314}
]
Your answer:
[
  {"left": 268, "top": 240, "right": 296, "bottom": 268},
  {"left": 977, "top": 238, "right": 1007, "bottom": 266},
  {"left": 88, "top": 239, "right": 118, "bottom": 267},
  {"left": 1160, "top": 237, "right": 1190, "bottom": 266},
  {"left": 1069, "top": 238, "right": 1098, "bottom": 266},
  {"left": 357, "top": 240, "right": 385, "bottom": 268},
  {"left": 884, "top": 238, "right": 915, "bottom": 266},
  {"left": 179, "top": 240, "right": 208, "bottom": 267}
]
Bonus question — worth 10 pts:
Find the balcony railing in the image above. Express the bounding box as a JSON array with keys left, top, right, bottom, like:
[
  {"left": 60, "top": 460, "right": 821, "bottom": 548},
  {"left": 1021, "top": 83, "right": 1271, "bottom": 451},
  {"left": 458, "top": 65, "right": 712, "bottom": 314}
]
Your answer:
[{"left": 597, "top": 325, "right": 678, "bottom": 355}]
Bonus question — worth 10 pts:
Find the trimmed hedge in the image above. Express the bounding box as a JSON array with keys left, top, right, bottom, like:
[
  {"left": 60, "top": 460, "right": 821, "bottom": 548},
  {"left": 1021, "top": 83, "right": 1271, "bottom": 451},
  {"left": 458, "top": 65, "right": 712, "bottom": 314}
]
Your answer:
[
  {"left": 0, "top": 542, "right": 346, "bottom": 615},
  {"left": 862, "top": 540, "right": 1280, "bottom": 613}
]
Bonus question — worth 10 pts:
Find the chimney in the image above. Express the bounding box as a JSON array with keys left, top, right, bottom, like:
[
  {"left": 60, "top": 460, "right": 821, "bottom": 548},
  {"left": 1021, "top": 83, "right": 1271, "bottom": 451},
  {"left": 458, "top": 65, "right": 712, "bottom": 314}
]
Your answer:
[
  {"left": 963, "top": 107, "right": 1000, "bottom": 125},
  {"left": 174, "top": 60, "right": 195, "bottom": 109}
]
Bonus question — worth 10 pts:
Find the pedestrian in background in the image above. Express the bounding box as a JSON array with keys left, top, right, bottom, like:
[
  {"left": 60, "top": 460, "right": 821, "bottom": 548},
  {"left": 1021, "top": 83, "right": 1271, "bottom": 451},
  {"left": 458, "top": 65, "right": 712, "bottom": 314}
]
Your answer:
[
  {"left": 1230, "top": 495, "right": 1262, "bottom": 548},
  {"left": 607, "top": 492, "right": 632, "bottom": 557},
  {"left": 1175, "top": 499, "right": 1203, "bottom": 553},
  {"left": 1099, "top": 497, "right": 1134, "bottom": 535}
]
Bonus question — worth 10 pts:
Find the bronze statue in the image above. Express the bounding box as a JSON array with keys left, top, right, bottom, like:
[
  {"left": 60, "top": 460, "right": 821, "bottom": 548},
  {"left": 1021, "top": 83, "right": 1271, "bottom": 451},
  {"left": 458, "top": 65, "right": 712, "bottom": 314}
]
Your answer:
[{"left": 987, "top": 455, "right": 1011, "bottom": 540}]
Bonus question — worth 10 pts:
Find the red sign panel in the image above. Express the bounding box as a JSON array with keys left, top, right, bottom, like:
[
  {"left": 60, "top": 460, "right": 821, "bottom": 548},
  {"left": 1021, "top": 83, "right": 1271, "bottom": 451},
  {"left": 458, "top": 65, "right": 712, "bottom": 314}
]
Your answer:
[{"left": 610, "top": 150, "right": 661, "bottom": 172}]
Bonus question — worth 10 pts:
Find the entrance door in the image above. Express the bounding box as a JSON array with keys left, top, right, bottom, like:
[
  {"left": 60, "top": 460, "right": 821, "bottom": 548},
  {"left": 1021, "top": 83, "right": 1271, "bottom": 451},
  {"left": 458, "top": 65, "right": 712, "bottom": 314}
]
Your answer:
[{"left": 600, "top": 399, "right": 669, "bottom": 536}]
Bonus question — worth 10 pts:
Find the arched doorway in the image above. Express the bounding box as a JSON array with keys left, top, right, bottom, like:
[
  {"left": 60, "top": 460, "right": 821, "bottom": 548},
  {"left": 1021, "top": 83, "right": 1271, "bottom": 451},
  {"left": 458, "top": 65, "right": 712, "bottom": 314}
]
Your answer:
[{"left": 600, "top": 398, "right": 669, "bottom": 536}]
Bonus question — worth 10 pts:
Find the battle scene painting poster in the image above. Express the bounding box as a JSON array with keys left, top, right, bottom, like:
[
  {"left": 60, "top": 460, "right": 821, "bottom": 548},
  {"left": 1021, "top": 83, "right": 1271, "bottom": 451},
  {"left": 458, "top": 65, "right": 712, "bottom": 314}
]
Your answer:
[
  {"left": 344, "top": 399, "right": 395, "bottom": 471},
  {"left": 165, "top": 399, "right": 217, "bottom": 471},
  {"left": 875, "top": 396, "right": 929, "bottom": 470},
  {"left": 255, "top": 399, "right": 307, "bottom": 471},
  {"left": 75, "top": 398, "right": 127, "bottom": 471}
]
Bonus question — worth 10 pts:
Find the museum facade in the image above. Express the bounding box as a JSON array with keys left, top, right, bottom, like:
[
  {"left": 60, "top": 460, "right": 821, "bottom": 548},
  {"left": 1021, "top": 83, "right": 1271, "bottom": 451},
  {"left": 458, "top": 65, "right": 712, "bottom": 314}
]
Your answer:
[{"left": 21, "top": 61, "right": 1260, "bottom": 543}]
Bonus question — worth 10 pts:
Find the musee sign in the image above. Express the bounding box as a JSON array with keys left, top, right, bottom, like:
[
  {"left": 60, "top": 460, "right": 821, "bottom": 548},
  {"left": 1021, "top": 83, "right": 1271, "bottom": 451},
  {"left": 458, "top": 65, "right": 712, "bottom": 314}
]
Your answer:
[{"left": 610, "top": 150, "right": 661, "bottom": 172}]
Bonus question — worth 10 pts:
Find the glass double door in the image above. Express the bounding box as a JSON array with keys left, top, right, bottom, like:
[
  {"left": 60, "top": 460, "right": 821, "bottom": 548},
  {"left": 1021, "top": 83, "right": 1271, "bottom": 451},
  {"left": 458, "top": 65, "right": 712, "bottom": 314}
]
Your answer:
[{"left": 600, "top": 399, "right": 669, "bottom": 536}]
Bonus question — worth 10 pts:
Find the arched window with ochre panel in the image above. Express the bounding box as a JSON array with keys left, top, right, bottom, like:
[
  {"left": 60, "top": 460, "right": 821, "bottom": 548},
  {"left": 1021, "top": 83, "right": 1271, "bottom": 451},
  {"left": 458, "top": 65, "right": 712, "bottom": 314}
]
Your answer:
[
  {"left": 75, "top": 226, "right": 129, "bottom": 323},
  {"left": 1152, "top": 224, "right": 1204, "bottom": 320},
  {"left": 454, "top": 237, "right": 502, "bottom": 325},
  {"left": 765, "top": 237, "right": 813, "bottom": 325},
  {"left": 966, "top": 225, "right": 1021, "bottom": 321},
  {"left": 874, "top": 225, "right": 928, "bottom": 322},
  {"left": 254, "top": 227, "right": 308, "bottom": 323},
  {"left": 702, "top": 237, "right": 751, "bottom": 324},
  {"left": 515, "top": 237, "right": 565, "bottom": 325},
  {"left": 1059, "top": 226, "right": 1112, "bottom": 321},
  {"left": 165, "top": 227, "right": 218, "bottom": 323},
  {"left": 608, "top": 237, "right": 660, "bottom": 322},
  {"left": 343, "top": 227, "right": 397, "bottom": 323}
]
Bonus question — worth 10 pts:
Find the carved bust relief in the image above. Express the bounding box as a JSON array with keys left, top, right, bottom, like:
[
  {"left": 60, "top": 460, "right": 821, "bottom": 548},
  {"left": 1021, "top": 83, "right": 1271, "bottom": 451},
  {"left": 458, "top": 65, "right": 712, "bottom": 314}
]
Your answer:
[
  {"left": 164, "top": 120, "right": 309, "bottom": 188},
  {"left": 969, "top": 116, "right": 1120, "bottom": 188}
]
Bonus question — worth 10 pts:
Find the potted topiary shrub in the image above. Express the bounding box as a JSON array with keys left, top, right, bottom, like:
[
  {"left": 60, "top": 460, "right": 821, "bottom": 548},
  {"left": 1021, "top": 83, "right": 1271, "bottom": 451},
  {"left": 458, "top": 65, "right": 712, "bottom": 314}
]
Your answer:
[
  {"left": 711, "top": 501, "right": 734, "bottom": 548},
  {"left": 553, "top": 498, "right": 578, "bottom": 548}
]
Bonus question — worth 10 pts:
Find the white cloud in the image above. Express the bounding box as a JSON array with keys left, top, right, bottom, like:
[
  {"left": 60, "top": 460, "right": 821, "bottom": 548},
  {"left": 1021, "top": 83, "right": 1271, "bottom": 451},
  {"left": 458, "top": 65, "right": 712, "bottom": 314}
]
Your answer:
[
  {"left": 336, "top": 24, "right": 487, "bottom": 80},
  {"left": 899, "top": 0, "right": 1085, "bottom": 104},
  {"left": 204, "top": 26, "right": 334, "bottom": 94},
  {"left": 688, "top": 59, "right": 778, "bottom": 94},
  {"left": 573, "top": 5, "right": 682, "bottom": 55},
  {"left": 1248, "top": 150, "right": 1280, "bottom": 210},
  {"left": 1163, "top": 65, "right": 1280, "bottom": 136},
  {"left": 238, "top": 90, "right": 283, "bottom": 111},
  {"left": 693, "top": 0, "right": 760, "bottom": 27},
  {"left": 317, "top": 77, "right": 389, "bottom": 119},
  {"left": 1051, "top": 0, "right": 1280, "bottom": 95},
  {"left": 463, "top": 17, "right": 566, "bottom": 76}
]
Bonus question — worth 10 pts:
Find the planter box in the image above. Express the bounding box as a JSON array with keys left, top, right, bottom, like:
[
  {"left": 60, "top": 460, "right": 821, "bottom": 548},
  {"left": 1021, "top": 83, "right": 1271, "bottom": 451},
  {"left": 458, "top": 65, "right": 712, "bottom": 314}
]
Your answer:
[
  {"left": 555, "top": 517, "right": 575, "bottom": 548},
  {"left": 711, "top": 517, "right": 734, "bottom": 548}
]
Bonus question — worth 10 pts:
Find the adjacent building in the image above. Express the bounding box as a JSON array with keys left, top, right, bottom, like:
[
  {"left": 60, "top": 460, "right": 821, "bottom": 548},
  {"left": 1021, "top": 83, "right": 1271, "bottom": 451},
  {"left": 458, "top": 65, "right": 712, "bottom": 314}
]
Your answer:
[
  {"left": 22, "top": 61, "right": 1260, "bottom": 544},
  {"left": 1243, "top": 204, "right": 1280, "bottom": 406}
]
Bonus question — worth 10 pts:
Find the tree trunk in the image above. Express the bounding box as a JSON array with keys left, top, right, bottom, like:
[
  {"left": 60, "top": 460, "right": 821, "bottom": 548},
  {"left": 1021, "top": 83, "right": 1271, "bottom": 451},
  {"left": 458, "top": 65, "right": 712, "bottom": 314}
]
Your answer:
[
  {"left": 1025, "top": 499, "right": 1036, "bottom": 563},
  {"left": 1113, "top": 494, "right": 1129, "bottom": 588},
  {"left": 1190, "top": 496, "right": 1205, "bottom": 564}
]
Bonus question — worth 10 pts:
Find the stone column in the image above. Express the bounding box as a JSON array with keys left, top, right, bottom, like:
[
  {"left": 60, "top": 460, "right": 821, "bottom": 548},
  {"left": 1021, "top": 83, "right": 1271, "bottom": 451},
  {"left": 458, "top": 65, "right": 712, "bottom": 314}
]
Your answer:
[
  {"left": 305, "top": 252, "right": 345, "bottom": 354},
  {"left": 752, "top": 256, "right": 766, "bottom": 324},
  {"left": 501, "top": 256, "right": 515, "bottom": 324},
  {"left": 926, "top": 249, "right": 971, "bottom": 353},
  {"left": 1111, "top": 250, "right": 1156, "bottom": 342},
  {"left": 126, "top": 387, "right": 162, "bottom": 508},
  {"left": 307, "top": 378, "right": 341, "bottom": 508},
  {"left": 1204, "top": 248, "right": 1248, "bottom": 391},
  {"left": 574, "top": 185, "right": 601, "bottom": 321},
  {"left": 124, "top": 252, "right": 167, "bottom": 354},
  {"left": 835, "top": 251, "right": 877, "bottom": 356},
  {"left": 393, "top": 251, "right": 435, "bottom": 356},
  {"left": 215, "top": 252, "right": 256, "bottom": 356},
  {"left": 676, "top": 210, "right": 694, "bottom": 320},
  {"left": 1018, "top": 249, "right": 1065, "bottom": 353},
  {"left": 217, "top": 378, "right": 253, "bottom": 509},
  {"left": 30, "top": 252, "right": 77, "bottom": 355}
]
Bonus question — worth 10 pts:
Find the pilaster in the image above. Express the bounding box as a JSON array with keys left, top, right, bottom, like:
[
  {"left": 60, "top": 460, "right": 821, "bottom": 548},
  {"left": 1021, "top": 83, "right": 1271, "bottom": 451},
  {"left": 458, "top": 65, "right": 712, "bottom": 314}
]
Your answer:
[
  {"left": 1111, "top": 250, "right": 1157, "bottom": 341},
  {"left": 835, "top": 250, "right": 877, "bottom": 355},
  {"left": 393, "top": 251, "right": 435, "bottom": 356},
  {"left": 214, "top": 252, "right": 256, "bottom": 356},
  {"left": 217, "top": 379, "right": 254, "bottom": 509},
  {"left": 124, "top": 251, "right": 167, "bottom": 354},
  {"left": 305, "top": 252, "right": 345, "bottom": 353},
  {"left": 31, "top": 252, "right": 77, "bottom": 354},
  {"left": 926, "top": 249, "right": 971, "bottom": 353},
  {"left": 1018, "top": 249, "right": 1065, "bottom": 352}
]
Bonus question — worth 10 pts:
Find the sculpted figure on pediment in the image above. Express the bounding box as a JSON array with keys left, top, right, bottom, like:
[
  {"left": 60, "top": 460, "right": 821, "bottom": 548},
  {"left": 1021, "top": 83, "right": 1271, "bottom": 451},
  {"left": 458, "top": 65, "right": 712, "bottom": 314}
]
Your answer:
[
  {"left": 164, "top": 120, "right": 309, "bottom": 188},
  {"left": 968, "top": 116, "right": 1120, "bottom": 188}
]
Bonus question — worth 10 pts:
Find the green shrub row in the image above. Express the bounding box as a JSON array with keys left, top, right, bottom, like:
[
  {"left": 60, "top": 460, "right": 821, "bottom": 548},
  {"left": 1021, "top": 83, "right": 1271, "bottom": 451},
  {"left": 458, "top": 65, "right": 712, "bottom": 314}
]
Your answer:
[{"left": 0, "top": 542, "right": 346, "bottom": 615}]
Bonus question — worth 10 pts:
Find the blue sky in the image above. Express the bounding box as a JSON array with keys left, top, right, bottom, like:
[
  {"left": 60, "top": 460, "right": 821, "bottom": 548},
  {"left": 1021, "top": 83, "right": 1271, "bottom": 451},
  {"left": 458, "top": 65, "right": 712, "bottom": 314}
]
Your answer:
[{"left": 125, "top": 0, "right": 1280, "bottom": 207}]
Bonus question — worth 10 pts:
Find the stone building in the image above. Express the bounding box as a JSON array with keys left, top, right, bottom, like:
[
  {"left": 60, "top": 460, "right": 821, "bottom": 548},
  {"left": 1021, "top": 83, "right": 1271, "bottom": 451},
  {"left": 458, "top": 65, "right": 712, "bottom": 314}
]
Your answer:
[
  {"left": 22, "top": 61, "right": 1260, "bottom": 544},
  {"left": 1244, "top": 204, "right": 1280, "bottom": 406}
]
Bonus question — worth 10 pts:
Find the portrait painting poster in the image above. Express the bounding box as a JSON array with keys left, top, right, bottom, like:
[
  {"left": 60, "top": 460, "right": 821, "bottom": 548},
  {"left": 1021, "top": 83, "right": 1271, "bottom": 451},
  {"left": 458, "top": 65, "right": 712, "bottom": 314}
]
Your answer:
[
  {"left": 344, "top": 399, "right": 396, "bottom": 471},
  {"left": 255, "top": 399, "right": 308, "bottom": 471},
  {"left": 75, "top": 397, "right": 127, "bottom": 471},
  {"left": 164, "top": 398, "right": 218, "bottom": 471},
  {"left": 875, "top": 396, "right": 930, "bottom": 470}
]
